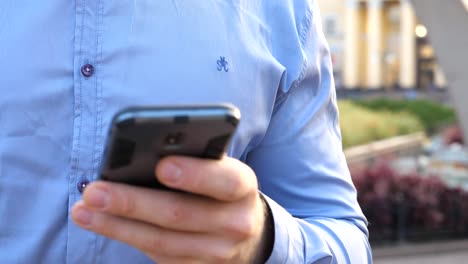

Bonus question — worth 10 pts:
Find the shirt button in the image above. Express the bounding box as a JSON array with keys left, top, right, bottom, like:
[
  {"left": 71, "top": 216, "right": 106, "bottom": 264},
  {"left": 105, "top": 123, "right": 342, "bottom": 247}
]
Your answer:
[
  {"left": 81, "top": 63, "right": 95, "bottom": 77},
  {"left": 77, "top": 179, "right": 90, "bottom": 193}
]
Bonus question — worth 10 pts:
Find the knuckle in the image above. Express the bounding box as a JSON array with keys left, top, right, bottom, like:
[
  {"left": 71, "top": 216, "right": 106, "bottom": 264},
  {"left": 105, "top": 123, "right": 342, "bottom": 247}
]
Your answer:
[
  {"left": 93, "top": 214, "right": 127, "bottom": 242},
  {"left": 190, "top": 172, "right": 205, "bottom": 192},
  {"left": 211, "top": 247, "right": 235, "bottom": 263},
  {"left": 118, "top": 193, "right": 137, "bottom": 216},
  {"left": 145, "top": 234, "right": 167, "bottom": 254},
  {"left": 224, "top": 175, "right": 244, "bottom": 200},
  {"left": 165, "top": 199, "right": 189, "bottom": 225},
  {"left": 223, "top": 214, "right": 257, "bottom": 240},
  {"left": 224, "top": 165, "right": 257, "bottom": 201}
]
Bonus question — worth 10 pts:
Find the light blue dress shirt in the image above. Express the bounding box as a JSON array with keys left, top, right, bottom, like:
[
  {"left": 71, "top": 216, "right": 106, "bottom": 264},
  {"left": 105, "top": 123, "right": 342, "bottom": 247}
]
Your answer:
[{"left": 0, "top": 0, "right": 372, "bottom": 263}]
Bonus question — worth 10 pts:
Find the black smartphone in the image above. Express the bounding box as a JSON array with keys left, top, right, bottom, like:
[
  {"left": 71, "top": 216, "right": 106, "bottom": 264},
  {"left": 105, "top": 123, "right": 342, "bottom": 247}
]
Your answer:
[{"left": 99, "top": 104, "right": 240, "bottom": 189}]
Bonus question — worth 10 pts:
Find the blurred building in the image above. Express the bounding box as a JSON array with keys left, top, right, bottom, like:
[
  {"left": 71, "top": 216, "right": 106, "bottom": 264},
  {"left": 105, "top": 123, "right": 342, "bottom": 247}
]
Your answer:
[{"left": 318, "top": 0, "right": 449, "bottom": 90}]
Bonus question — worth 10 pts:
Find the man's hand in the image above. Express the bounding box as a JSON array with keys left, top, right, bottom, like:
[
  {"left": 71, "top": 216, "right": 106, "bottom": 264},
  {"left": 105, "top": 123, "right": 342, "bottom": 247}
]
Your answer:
[{"left": 71, "top": 156, "right": 271, "bottom": 263}]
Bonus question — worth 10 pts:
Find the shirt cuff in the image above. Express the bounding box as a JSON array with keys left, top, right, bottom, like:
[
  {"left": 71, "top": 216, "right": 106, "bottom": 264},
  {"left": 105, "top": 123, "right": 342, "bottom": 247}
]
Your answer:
[{"left": 260, "top": 193, "right": 304, "bottom": 264}]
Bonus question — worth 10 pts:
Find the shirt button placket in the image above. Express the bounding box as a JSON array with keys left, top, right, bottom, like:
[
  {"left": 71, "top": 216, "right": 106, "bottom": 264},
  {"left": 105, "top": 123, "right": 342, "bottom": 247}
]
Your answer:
[{"left": 67, "top": 0, "right": 102, "bottom": 261}]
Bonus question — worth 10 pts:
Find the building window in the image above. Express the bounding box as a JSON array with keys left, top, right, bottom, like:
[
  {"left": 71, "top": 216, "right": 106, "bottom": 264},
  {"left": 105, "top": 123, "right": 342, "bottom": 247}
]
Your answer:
[{"left": 323, "top": 15, "right": 339, "bottom": 37}]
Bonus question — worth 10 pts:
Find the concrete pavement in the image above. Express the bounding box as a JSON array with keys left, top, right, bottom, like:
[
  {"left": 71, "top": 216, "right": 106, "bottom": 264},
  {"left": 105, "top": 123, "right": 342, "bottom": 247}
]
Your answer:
[{"left": 373, "top": 239, "right": 468, "bottom": 264}]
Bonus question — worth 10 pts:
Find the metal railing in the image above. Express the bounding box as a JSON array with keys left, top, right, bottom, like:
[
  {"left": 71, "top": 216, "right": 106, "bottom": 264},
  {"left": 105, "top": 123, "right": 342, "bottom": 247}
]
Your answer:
[{"left": 345, "top": 132, "right": 426, "bottom": 166}]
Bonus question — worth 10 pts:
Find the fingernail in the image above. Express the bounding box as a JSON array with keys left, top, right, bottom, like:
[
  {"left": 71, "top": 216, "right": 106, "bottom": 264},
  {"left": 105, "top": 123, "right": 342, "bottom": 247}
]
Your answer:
[
  {"left": 74, "top": 207, "right": 93, "bottom": 226},
  {"left": 87, "top": 187, "right": 110, "bottom": 209},
  {"left": 161, "top": 162, "right": 182, "bottom": 185}
]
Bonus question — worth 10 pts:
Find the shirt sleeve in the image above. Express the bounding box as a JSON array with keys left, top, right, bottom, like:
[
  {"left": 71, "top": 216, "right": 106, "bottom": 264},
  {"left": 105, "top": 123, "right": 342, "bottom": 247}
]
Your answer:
[{"left": 246, "top": 1, "right": 372, "bottom": 263}]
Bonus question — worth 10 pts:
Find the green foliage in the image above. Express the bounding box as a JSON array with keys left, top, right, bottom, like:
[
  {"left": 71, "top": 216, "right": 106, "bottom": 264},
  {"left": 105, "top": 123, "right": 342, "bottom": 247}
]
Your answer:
[
  {"left": 352, "top": 98, "right": 457, "bottom": 134},
  {"left": 338, "top": 101, "right": 424, "bottom": 148}
]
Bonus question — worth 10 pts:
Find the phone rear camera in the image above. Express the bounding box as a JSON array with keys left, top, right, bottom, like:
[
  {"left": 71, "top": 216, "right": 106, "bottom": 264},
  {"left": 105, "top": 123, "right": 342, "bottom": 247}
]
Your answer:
[{"left": 165, "top": 132, "right": 183, "bottom": 146}]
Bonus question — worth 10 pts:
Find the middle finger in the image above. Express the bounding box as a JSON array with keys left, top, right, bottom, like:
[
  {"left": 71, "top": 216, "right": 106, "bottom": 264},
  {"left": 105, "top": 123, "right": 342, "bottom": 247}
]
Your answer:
[
  {"left": 71, "top": 201, "right": 235, "bottom": 262},
  {"left": 81, "top": 181, "right": 230, "bottom": 233}
]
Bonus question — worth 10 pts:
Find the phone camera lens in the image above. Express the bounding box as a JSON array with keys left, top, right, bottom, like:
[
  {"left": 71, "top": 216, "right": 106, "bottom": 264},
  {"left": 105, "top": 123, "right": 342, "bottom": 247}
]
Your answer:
[{"left": 165, "top": 133, "right": 183, "bottom": 145}]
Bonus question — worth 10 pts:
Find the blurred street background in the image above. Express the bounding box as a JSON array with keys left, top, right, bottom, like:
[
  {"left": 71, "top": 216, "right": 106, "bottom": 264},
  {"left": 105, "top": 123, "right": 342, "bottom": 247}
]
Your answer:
[{"left": 317, "top": 0, "right": 468, "bottom": 263}]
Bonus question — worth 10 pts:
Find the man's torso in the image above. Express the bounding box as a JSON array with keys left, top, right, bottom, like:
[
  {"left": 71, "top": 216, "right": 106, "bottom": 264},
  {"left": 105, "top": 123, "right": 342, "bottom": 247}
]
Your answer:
[{"left": 0, "top": 1, "right": 301, "bottom": 262}]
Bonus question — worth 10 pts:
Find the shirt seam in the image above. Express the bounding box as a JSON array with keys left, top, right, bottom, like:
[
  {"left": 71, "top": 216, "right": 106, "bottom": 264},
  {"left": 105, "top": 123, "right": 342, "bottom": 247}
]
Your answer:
[
  {"left": 92, "top": 0, "right": 105, "bottom": 263},
  {"left": 291, "top": 5, "right": 314, "bottom": 92},
  {"left": 67, "top": 0, "right": 86, "bottom": 262},
  {"left": 212, "top": 0, "right": 269, "bottom": 32}
]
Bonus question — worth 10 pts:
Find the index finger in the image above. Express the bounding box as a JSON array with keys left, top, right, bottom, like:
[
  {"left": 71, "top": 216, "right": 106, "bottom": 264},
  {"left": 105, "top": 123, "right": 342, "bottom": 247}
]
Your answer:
[{"left": 156, "top": 156, "right": 258, "bottom": 202}]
